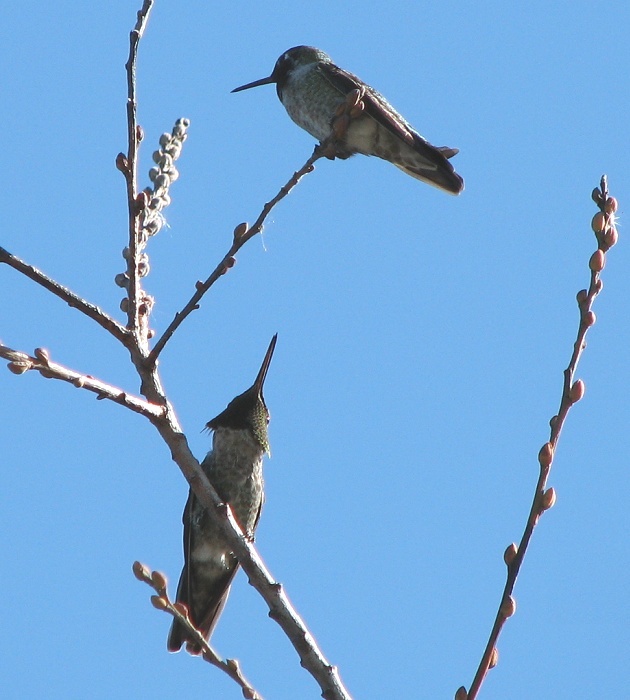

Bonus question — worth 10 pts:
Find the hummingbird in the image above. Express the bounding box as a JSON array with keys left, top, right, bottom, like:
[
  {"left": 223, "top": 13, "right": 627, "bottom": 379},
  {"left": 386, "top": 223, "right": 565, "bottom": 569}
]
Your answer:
[
  {"left": 167, "top": 335, "right": 277, "bottom": 653},
  {"left": 232, "top": 45, "right": 464, "bottom": 194}
]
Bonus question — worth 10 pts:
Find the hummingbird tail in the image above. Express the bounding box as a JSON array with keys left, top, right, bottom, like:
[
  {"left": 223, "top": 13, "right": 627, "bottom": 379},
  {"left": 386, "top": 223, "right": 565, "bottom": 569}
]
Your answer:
[{"left": 398, "top": 137, "right": 464, "bottom": 194}]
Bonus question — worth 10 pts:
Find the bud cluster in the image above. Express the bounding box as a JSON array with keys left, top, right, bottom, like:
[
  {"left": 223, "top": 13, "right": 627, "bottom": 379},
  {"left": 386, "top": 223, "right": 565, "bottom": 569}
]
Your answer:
[{"left": 142, "top": 118, "right": 190, "bottom": 240}]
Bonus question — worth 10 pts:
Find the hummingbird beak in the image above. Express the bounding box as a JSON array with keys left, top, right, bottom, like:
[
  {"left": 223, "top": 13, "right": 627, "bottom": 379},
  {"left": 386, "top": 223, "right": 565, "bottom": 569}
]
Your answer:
[
  {"left": 253, "top": 334, "right": 278, "bottom": 394},
  {"left": 231, "top": 75, "right": 276, "bottom": 93}
]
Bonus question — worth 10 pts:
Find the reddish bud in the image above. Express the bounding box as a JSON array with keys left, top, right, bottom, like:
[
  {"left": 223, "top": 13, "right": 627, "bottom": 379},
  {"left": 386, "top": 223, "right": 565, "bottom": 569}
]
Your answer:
[
  {"left": 504, "top": 543, "right": 518, "bottom": 566},
  {"left": 538, "top": 442, "right": 554, "bottom": 468},
  {"left": 591, "top": 187, "right": 603, "bottom": 205},
  {"left": 115, "top": 152, "right": 128, "bottom": 172},
  {"left": 591, "top": 212, "right": 605, "bottom": 233},
  {"left": 132, "top": 561, "right": 152, "bottom": 582},
  {"left": 233, "top": 222, "right": 248, "bottom": 240},
  {"left": 602, "top": 226, "right": 618, "bottom": 250},
  {"left": 583, "top": 310, "right": 596, "bottom": 327},
  {"left": 500, "top": 595, "right": 516, "bottom": 619},
  {"left": 34, "top": 347, "right": 50, "bottom": 363},
  {"left": 589, "top": 250, "right": 605, "bottom": 272},
  {"left": 569, "top": 379, "right": 585, "bottom": 404},
  {"left": 541, "top": 487, "right": 556, "bottom": 511},
  {"left": 150, "top": 595, "right": 169, "bottom": 611},
  {"left": 7, "top": 361, "right": 31, "bottom": 375},
  {"left": 455, "top": 688, "right": 468, "bottom": 700},
  {"left": 151, "top": 570, "right": 168, "bottom": 591},
  {"left": 605, "top": 197, "right": 618, "bottom": 214}
]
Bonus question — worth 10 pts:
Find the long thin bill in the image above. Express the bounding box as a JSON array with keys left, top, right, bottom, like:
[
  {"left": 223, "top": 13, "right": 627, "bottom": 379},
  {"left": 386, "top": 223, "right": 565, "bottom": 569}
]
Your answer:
[
  {"left": 231, "top": 75, "right": 275, "bottom": 93},
  {"left": 253, "top": 334, "right": 278, "bottom": 393}
]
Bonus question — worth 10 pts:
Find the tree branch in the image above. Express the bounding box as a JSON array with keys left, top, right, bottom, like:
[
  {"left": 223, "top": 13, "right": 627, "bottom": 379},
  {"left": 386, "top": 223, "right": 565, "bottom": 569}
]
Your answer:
[
  {"left": 0, "top": 342, "right": 163, "bottom": 420},
  {"left": 458, "top": 176, "right": 619, "bottom": 700},
  {"left": 118, "top": 0, "right": 155, "bottom": 350},
  {"left": 147, "top": 146, "right": 324, "bottom": 365},
  {"left": 133, "top": 562, "right": 264, "bottom": 700},
  {"left": 0, "top": 246, "right": 128, "bottom": 344}
]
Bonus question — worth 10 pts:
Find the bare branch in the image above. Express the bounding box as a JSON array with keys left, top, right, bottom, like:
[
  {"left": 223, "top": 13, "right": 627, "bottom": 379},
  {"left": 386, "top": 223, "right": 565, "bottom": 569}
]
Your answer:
[
  {"left": 116, "top": 0, "right": 155, "bottom": 351},
  {"left": 147, "top": 90, "right": 365, "bottom": 365},
  {"left": 147, "top": 147, "right": 324, "bottom": 364},
  {"left": 0, "top": 342, "right": 163, "bottom": 420},
  {"left": 133, "top": 562, "right": 264, "bottom": 700},
  {"left": 0, "top": 246, "right": 128, "bottom": 344},
  {"left": 460, "top": 176, "right": 619, "bottom": 700}
]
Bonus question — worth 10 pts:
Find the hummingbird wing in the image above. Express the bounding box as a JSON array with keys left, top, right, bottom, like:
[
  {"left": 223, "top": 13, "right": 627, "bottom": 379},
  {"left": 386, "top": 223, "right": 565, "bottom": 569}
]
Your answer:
[
  {"left": 166, "top": 491, "right": 239, "bottom": 654},
  {"left": 317, "top": 62, "right": 464, "bottom": 194}
]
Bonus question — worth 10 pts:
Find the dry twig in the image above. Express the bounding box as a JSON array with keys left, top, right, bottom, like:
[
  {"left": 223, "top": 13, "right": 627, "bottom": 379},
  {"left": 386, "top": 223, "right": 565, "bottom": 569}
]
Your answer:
[{"left": 457, "top": 176, "right": 619, "bottom": 700}]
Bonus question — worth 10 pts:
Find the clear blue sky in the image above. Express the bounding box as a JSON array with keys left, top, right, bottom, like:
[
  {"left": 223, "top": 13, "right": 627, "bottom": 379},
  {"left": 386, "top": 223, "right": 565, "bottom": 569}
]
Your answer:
[{"left": 1, "top": 2, "right": 628, "bottom": 699}]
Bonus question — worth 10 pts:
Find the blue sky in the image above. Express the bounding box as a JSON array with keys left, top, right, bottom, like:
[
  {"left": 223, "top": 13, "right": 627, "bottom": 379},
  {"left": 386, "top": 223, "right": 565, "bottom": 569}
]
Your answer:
[{"left": 1, "top": 2, "right": 628, "bottom": 699}]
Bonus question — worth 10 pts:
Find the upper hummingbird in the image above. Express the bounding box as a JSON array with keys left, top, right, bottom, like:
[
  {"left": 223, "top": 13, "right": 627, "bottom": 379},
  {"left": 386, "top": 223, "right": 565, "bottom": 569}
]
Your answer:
[
  {"left": 232, "top": 45, "right": 464, "bottom": 194},
  {"left": 167, "top": 335, "right": 277, "bottom": 653}
]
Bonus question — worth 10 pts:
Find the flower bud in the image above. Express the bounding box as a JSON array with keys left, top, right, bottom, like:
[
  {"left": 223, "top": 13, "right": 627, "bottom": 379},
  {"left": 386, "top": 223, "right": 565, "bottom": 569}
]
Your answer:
[
  {"left": 538, "top": 442, "right": 554, "bottom": 468},
  {"left": 541, "top": 487, "right": 556, "bottom": 511},
  {"left": 151, "top": 570, "right": 167, "bottom": 590},
  {"left": 504, "top": 543, "right": 518, "bottom": 565},
  {"left": 569, "top": 379, "right": 585, "bottom": 404},
  {"left": 233, "top": 222, "right": 248, "bottom": 240},
  {"left": 115, "top": 152, "right": 128, "bottom": 172},
  {"left": 34, "top": 347, "right": 50, "bottom": 363},
  {"left": 7, "top": 361, "right": 31, "bottom": 375},
  {"left": 591, "top": 212, "right": 605, "bottom": 233},
  {"left": 605, "top": 197, "right": 618, "bottom": 214},
  {"left": 500, "top": 595, "right": 516, "bottom": 619},
  {"left": 602, "top": 226, "right": 618, "bottom": 250},
  {"left": 115, "top": 273, "right": 129, "bottom": 288},
  {"left": 132, "top": 561, "right": 152, "bottom": 582},
  {"left": 150, "top": 595, "right": 169, "bottom": 611},
  {"left": 589, "top": 250, "right": 605, "bottom": 272}
]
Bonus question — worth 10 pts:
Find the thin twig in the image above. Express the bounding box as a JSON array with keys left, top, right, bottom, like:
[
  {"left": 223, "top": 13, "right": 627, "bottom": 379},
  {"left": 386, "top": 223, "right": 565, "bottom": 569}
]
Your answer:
[
  {"left": 0, "top": 343, "right": 163, "bottom": 420},
  {"left": 147, "top": 146, "right": 325, "bottom": 365},
  {"left": 119, "top": 0, "right": 154, "bottom": 350},
  {"left": 148, "top": 87, "right": 364, "bottom": 364},
  {"left": 133, "top": 563, "right": 264, "bottom": 700},
  {"left": 460, "top": 176, "right": 619, "bottom": 700},
  {"left": 0, "top": 246, "right": 128, "bottom": 344}
]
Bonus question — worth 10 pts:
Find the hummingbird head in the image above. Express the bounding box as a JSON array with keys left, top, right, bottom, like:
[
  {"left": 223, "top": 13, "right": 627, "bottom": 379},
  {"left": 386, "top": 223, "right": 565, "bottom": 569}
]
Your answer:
[
  {"left": 231, "top": 46, "right": 331, "bottom": 94},
  {"left": 205, "top": 335, "right": 277, "bottom": 455}
]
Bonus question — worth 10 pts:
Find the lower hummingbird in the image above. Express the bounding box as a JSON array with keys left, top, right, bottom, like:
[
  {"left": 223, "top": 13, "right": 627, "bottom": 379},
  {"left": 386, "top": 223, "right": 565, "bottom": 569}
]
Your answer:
[
  {"left": 167, "top": 335, "right": 277, "bottom": 653},
  {"left": 232, "top": 45, "right": 464, "bottom": 194}
]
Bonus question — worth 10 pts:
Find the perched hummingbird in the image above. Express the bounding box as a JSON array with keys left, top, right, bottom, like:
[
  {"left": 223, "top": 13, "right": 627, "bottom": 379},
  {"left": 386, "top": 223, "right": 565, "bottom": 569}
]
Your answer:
[
  {"left": 167, "top": 335, "right": 277, "bottom": 653},
  {"left": 232, "top": 45, "right": 464, "bottom": 194}
]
